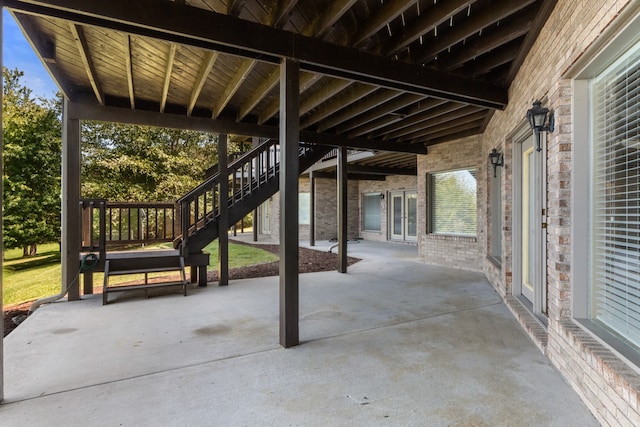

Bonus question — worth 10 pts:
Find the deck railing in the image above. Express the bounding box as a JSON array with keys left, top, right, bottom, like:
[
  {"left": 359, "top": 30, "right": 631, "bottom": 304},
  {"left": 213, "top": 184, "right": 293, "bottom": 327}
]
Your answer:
[{"left": 81, "top": 199, "right": 177, "bottom": 252}]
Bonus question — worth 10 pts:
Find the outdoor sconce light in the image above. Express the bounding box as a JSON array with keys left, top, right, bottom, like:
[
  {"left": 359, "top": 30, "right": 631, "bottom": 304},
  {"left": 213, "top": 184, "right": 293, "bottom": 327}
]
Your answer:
[
  {"left": 526, "top": 100, "right": 554, "bottom": 152},
  {"left": 379, "top": 193, "right": 385, "bottom": 200},
  {"left": 489, "top": 148, "right": 504, "bottom": 178}
]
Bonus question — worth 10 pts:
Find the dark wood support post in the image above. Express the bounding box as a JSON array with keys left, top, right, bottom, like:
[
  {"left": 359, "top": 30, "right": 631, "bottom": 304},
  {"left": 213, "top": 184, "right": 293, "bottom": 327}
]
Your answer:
[
  {"left": 62, "top": 98, "right": 82, "bottom": 300},
  {"left": 337, "top": 146, "right": 348, "bottom": 273},
  {"left": 253, "top": 208, "right": 258, "bottom": 242},
  {"left": 279, "top": 58, "right": 300, "bottom": 348},
  {"left": 218, "top": 133, "right": 229, "bottom": 286},
  {"left": 309, "top": 171, "right": 315, "bottom": 246}
]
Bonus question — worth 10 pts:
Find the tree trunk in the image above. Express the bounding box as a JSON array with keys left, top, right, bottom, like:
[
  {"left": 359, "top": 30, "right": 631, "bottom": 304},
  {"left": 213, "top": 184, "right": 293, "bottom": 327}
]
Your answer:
[{"left": 30, "top": 243, "right": 37, "bottom": 256}]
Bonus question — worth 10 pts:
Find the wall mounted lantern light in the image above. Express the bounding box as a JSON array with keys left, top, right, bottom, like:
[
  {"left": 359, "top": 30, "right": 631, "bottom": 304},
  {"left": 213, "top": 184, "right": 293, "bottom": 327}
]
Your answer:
[
  {"left": 489, "top": 148, "right": 504, "bottom": 178},
  {"left": 526, "top": 100, "right": 555, "bottom": 152}
]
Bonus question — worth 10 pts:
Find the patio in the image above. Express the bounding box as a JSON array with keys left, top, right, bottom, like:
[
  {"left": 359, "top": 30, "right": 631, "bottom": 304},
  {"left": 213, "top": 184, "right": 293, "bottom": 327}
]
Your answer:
[{"left": 1, "top": 241, "right": 596, "bottom": 426}]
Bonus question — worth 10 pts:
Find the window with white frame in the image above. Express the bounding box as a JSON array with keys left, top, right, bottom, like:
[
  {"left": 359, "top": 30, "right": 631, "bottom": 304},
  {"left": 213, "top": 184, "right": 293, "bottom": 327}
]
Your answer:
[
  {"left": 428, "top": 168, "right": 477, "bottom": 236},
  {"left": 589, "top": 39, "right": 640, "bottom": 350},
  {"left": 362, "top": 193, "right": 382, "bottom": 232},
  {"left": 299, "top": 192, "right": 310, "bottom": 225}
]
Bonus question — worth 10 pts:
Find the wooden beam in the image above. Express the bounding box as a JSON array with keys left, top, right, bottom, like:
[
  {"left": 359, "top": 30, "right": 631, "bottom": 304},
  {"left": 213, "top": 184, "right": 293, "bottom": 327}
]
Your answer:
[
  {"left": 227, "top": 0, "right": 247, "bottom": 16},
  {"left": 437, "top": 13, "right": 533, "bottom": 71},
  {"left": 212, "top": 58, "right": 256, "bottom": 119},
  {"left": 279, "top": 58, "right": 300, "bottom": 348},
  {"left": 350, "top": 0, "right": 415, "bottom": 47},
  {"left": 62, "top": 98, "right": 82, "bottom": 301},
  {"left": 7, "top": 0, "right": 508, "bottom": 109},
  {"left": 347, "top": 165, "right": 416, "bottom": 176},
  {"left": 464, "top": 40, "right": 520, "bottom": 78},
  {"left": 67, "top": 94, "right": 427, "bottom": 154},
  {"left": 300, "top": 78, "right": 352, "bottom": 116},
  {"left": 268, "top": 0, "right": 299, "bottom": 28},
  {"left": 160, "top": 43, "right": 177, "bottom": 113},
  {"left": 382, "top": 0, "right": 471, "bottom": 57},
  {"left": 11, "top": 12, "right": 75, "bottom": 100},
  {"left": 379, "top": 103, "right": 471, "bottom": 140},
  {"left": 424, "top": 128, "right": 482, "bottom": 146},
  {"left": 301, "top": 83, "right": 377, "bottom": 128},
  {"left": 337, "top": 146, "right": 348, "bottom": 273},
  {"left": 258, "top": 72, "right": 321, "bottom": 124},
  {"left": 411, "top": 0, "right": 537, "bottom": 65},
  {"left": 505, "top": 0, "right": 558, "bottom": 84},
  {"left": 312, "top": 171, "right": 386, "bottom": 181},
  {"left": 401, "top": 110, "right": 488, "bottom": 142},
  {"left": 337, "top": 93, "right": 425, "bottom": 134},
  {"left": 302, "top": 0, "right": 357, "bottom": 38},
  {"left": 237, "top": 66, "right": 278, "bottom": 121},
  {"left": 69, "top": 23, "right": 104, "bottom": 105},
  {"left": 124, "top": 34, "right": 135, "bottom": 109},
  {"left": 218, "top": 134, "right": 229, "bottom": 286},
  {"left": 317, "top": 89, "right": 402, "bottom": 132},
  {"left": 188, "top": 51, "right": 218, "bottom": 116},
  {"left": 349, "top": 98, "right": 447, "bottom": 138}
]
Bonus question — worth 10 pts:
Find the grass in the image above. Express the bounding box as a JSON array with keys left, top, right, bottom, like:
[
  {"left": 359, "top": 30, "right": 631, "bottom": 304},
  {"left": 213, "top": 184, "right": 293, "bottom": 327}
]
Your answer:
[{"left": 3, "top": 240, "right": 278, "bottom": 307}]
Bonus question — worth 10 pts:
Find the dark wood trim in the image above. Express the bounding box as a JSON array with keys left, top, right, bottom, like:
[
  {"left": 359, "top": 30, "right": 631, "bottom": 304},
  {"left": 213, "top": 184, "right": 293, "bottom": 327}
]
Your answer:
[
  {"left": 6, "top": 0, "right": 508, "bottom": 109},
  {"left": 279, "top": 58, "right": 300, "bottom": 348},
  {"left": 337, "top": 146, "right": 348, "bottom": 273},
  {"left": 218, "top": 134, "right": 229, "bottom": 286}
]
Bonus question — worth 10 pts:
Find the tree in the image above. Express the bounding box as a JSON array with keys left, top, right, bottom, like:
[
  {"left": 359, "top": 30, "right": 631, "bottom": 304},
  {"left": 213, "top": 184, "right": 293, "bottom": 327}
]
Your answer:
[
  {"left": 81, "top": 122, "right": 224, "bottom": 201},
  {"left": 3, "top": 68, "right": 62, "bottom": 255}
]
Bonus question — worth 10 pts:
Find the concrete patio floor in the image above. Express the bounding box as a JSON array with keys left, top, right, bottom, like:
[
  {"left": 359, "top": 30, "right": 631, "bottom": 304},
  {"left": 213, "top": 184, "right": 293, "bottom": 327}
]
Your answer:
[{"left": 1, "top": 240, "right": 597, "bottom": 426}]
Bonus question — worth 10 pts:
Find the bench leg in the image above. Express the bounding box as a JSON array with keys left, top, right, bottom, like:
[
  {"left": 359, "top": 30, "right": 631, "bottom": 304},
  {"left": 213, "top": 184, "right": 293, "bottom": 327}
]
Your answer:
[{"left": 190, "top": 266, "right": 198, "bottom": 284}]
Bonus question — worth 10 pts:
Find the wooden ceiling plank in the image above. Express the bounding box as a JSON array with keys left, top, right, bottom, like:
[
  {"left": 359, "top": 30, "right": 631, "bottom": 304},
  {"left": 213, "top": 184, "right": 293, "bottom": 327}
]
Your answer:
[
  {"left": 160, "top": 43, "right": 177, "bottom": 113},
  {"left": 337, "top": 93, "right": 425, "bottom": 134},
  {"left": 300, "top": 79, "right": 353, "bottom": 116},
  {"left": 11, "top": 12, "right": 75, "bottom": 100},
  {"left": 124, "top": 34, "right": 135, "bottom": 109},
  {"left": 301, "top": 83, "right": 378, "bottom": 129},
  {"left": 399, "top": 110, "right": 488, "bottom": 142},
  {"left": 317, "top": 89, "right": 402, "bottom": 132},
  {"left": 383, "top": 0, "right": 473, "bottom": 57},
  {"left": 227, "top": 0, "right": 247, "bottom": 17},
  {"left": 379, "top": 103, "right": 471, "bottom": 140},
  {"left": 69, "top": 23, "right": 104, "bottom": 105},
  {"left": 187, "top": 50, "right": 218, "bottom": 116},
  {"left": 237, "top": 66, "right": 279, "bottom": 121},
  {"left": 269, "top": 0, "right": 300, "bottom": 28},
  {"left": 348, "top": 165, "right": 416, "bottom": 176},
  {"left": 6, "top": 0, "right": 507, "bottom": 108},
  {"left": 464, "top": 40, "right": 520, "bottom": 77},
  {"left": 411, "top": 0, "right": 537, "bottom": 64},
  {"left": 424, "top": 129, "right": 482, "bottom": 146},
  {"left": 212, "top": 58, "right": 256, "bottom": 119},
  {"left": 438, "top": 12, "right": 533, "bottom": 70},
  {"left": 350, "top": 0, "right": 415, "bottom": 47},
  {"left": 302, "top": 0, "right": 358, "bottom": 38},
  {"left": 422, "top": 120, "right": 483, "bottom": 141},
  {"left": 258, "top": 72, "right": 321, "bottom": 124}
]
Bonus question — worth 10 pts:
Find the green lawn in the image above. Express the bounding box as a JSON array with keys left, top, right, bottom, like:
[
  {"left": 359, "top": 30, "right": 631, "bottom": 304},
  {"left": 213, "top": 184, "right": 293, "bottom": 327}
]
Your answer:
[{"left": 3, "top": 240, "right": 278, "bottom": 307}]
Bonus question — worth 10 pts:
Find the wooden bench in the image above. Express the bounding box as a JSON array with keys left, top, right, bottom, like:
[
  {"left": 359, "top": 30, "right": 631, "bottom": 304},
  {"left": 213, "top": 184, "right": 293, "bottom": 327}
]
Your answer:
[{"left": 102, "top": 250, "right": 188, "bottom": 305}]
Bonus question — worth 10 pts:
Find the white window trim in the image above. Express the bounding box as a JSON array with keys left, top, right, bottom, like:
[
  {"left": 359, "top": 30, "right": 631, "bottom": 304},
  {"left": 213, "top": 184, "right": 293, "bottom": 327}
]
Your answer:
[
  {"left": 427, "top": 167, "right": 478, "bottom": 238},
  {"left": 571, "top": 8, "right": 640, "bottom": 366},
  {"left": 361, "top": 192, "right": 382, "bottom": 233}
]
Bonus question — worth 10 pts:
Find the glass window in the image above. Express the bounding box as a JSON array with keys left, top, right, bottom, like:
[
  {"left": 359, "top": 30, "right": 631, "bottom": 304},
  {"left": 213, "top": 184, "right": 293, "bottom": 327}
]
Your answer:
[
  {"left": 299, "top": 192, "right": 310, "bottom": 225},
  {"left": 362, "top": 193, "right": 382, "bottom": 232},
  {"left": 590, "top": 40, "right": 640, "bottom": 349},
  {"left": 428, "top": 168, "right": 477, "bottom": 236}
]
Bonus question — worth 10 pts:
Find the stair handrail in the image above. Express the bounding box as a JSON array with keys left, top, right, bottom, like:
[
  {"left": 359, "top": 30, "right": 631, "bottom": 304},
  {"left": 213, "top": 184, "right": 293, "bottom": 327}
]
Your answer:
[{"left": 177, "top": 139, "right": 278, "bottom": 204}]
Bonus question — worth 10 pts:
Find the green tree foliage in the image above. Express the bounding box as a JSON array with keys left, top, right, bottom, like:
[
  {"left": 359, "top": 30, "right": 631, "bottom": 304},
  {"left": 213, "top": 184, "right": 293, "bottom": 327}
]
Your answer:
[
  {"left": 3, "top": 68, "right": 62, "bottom": 255},
  {"left": 81, "top": 122, "right": 222, "bottom": 201}
]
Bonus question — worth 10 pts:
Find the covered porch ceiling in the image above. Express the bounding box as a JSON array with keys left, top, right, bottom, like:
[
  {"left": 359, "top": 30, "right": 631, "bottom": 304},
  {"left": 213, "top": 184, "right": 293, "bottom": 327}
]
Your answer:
[{"left": 5, "top": 0, "right": 556, "bottom": 156}]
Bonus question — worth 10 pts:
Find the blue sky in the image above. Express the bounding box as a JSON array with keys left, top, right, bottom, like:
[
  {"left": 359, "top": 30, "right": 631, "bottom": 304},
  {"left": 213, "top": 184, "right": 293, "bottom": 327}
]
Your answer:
[{"left": 3, "top": 9, "right": 58, "bottom": 99}]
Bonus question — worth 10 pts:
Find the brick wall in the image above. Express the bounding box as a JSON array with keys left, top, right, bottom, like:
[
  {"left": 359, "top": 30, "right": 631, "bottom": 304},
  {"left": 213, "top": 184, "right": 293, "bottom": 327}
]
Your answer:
[
  {"left": 475, "top": 1, "right": 640, "bottom": 425},
  {"left": 358, "top": 175, "right": 417, "bottom": 242},
  {"left": 417, "top": 135, "right": 484, "bottom": 271}
]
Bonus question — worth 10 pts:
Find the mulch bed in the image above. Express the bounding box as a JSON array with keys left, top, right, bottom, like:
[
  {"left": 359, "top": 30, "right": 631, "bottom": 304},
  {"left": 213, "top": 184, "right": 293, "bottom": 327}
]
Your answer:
[{"left": 3, "top": 240, "right": 359, "bottom": 337}]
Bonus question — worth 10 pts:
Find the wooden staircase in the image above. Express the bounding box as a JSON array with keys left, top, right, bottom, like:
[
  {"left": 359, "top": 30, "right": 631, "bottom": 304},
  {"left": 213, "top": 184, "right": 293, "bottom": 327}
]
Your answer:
[{"left": 176, "top": 140, "right": 333, "bottom": 256}]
